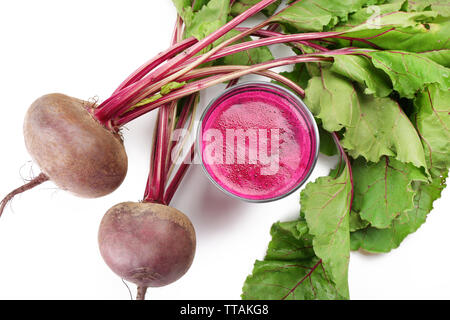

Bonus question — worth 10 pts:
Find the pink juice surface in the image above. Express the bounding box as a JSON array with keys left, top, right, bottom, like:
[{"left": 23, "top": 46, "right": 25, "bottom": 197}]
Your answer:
[{"left": 200, "top": 83, "right": 318, "bottom": 201}]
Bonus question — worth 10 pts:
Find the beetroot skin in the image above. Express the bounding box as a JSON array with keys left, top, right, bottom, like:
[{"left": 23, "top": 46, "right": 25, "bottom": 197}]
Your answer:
[
  {"left": 23, "top": 93, "right": 128, "bottom": 198},
  {"left": 98, "top": 202, "right": 196, "bottom": 290}
]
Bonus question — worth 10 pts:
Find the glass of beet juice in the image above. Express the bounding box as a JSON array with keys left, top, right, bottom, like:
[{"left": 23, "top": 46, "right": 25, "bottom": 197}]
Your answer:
[{"left": 198, "top": 82, "right": 319, "bottom": 202}]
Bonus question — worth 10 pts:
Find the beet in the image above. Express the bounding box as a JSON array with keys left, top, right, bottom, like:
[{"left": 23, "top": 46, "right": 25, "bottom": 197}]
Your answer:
[
  {"left": 23, "top": 93, "right": 128, "bottom": 198},
  {"left": 98, "top": 202, "right": 196, "bottom": 299}
]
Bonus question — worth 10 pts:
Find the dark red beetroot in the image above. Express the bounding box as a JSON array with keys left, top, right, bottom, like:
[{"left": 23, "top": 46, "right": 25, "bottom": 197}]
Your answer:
[
  {"left": 24, "top": 93, "right": 128, "bottom": 197},
  {"left": 0, "top": 94, "right": 128, "bottom": 215},
  {"left": 98, "top": 202, "right": 196, "bottom": 300}
]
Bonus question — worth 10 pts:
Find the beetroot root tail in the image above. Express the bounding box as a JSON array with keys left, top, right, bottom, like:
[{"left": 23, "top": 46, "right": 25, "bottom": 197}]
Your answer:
[
  {"left": 0, "top": 173, "right": 49, "bottom": 217},
  {"left": 136, "top": 286, "right": 148, "bottom": 300}
]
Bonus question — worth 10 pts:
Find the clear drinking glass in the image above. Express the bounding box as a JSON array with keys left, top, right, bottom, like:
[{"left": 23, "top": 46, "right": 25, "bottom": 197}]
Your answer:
[{"left": 198, "top": 82, "right": 319, "bottom": 202}]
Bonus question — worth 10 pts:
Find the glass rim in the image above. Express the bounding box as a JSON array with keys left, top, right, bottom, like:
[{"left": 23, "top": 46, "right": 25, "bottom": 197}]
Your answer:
[{"left": 197, "top": 81, "right": 320, "bottom": 203}]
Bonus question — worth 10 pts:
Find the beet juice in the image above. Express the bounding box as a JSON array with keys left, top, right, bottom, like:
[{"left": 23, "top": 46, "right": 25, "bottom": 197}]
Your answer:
[{"left": 198, "top": 82, "right": 319, "bottom": 202}]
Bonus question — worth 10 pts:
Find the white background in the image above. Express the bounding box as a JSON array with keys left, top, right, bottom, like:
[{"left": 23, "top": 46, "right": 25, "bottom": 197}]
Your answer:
[{"left": 0, "top": 1, "right": 449, "bottom": 300}]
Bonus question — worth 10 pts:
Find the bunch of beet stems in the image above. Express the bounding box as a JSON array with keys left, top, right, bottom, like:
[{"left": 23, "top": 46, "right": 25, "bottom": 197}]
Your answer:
[
  {"left": 142, "top": 14, "right": 197, "bottom": 206},
  {"left": 90, "top": 0, "right": 381, "bottom": 132}
]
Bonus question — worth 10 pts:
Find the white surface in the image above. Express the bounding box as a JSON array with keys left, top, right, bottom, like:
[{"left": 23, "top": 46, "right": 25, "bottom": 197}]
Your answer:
[{"left": 0, "top": 1, "right": 448, "bottom": 300}]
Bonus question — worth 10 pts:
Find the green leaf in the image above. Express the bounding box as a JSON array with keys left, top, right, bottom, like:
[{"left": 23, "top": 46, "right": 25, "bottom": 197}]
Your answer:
[
  {"left": 352, "top": 157, "right": 427, "bottom": 229},
  {"left": 230, "top": 0, "right": 281, "bottom": 17},
  {"left": 341, "top": 93, "right": 427, "bottom": 169},
  {"left": 334, "top": 10, "right": 450, "bottom": 52},
  {"left": 413, "top": 84, "right": 450, "bottom": 169},
  {"left": 330, "top": 55, "right": 392, "bottom": 97},
  {"left": 429, "top": 1, "right": 450, "bottom": 17},
  {"left": 305, "top": 69, "right": 360, "bottom": 132},
  {"left": 301, "top": 160, "right": 352, "bottom": 298},
  {"left": 350, "top": 84, "right": 450, "bottom": 253},
  {"left": 271, "top": 0, "right": 370, "bottom": 32},
  {"left": 172, "top": 0, "right": 213, "bottom": 13},
  {"left": 408, "top": 0, "right": 450, "bottom": 17},
  {"left": 242, "top": 221, "right": 345, "bottom": 300},
  {"left": 305, "top": 69, "right": 428, "bottom": 169},
  {"left": 339, "top": 10, "right": 438, "bottom": 32},
  {"left": 318, "top": 124, "right": 338, "bottom": 156},
  {"left": 276, "top": 63, "right": 312, "bottom": 90},
  {"left": 129, "top": 93, "right": 163, "bottom": 111},
  {"left": 172, "top": 0, "right": 192, "bottom": 14},
  {"left": 351, "top": 168, "right": 448, "bottom": 253},
  {"left": 171, "top": 0, "right": 195, "bottom": 24},
  {"left": 213, "top": 29, "right": 274, "bottom": 66},
  {"left": 127, "top": 81, "right": 186, "bottom": 112},
  {"left": 160, "top": 81, "right": 186, "bottom": 95},
  {"left": 299, "top": 45, "right": 334, "bottom": 76},
  {"left": 243, "top": 158, "right": 353, "bottom": 300},
  {"left": 182, "top": 0, "right": 230, "bottom": 40},
  {"left": 338, "top": 1, "right": 407, "bottom": 28},
  {"left": 264, "top": 221, "right": 316, "bottom": 261},
  {"left": 192, "top": 0, "right": 211, "bottom": 11},
  {"left": 362, "top": 50, "right": 450, "bottom": 98},
  {"left": 419, "top": 49, "right": 450, "bottom": 68},
  {"left": 349, "top": 210, "right": 369, "bottom": 232}
]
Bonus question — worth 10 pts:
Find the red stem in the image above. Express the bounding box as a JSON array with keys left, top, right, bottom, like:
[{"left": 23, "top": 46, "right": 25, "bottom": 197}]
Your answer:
[
  {"left": 176, "top": 95, "right": 196, "bottom": 131},
  {"left": 96, "top": 31, "right": 329, "bottom": 130},
  {"left": 281, "top": 259, "right": 323, "bottom": 300},
  {"left": 94, "top": 0, "right": 278, "bottom": 123},
  {"left": 163, "top": 31, "right": 340, "bottom": 77},
  {"left": 331, "top": 132, "right": 354, "bottom": 209},
  {"left": 163, "top": 101, "right": 179, "bottom": 182},
  {"left": 333, "top": 36, "right": 382, "bottom": 50},
  {"left": 118, "top": 21, "right": 272, "bottom": 119},
  {"left": 176, "top": 66, "right": 305, "bottom": 96},
  {"left": 266, "top": 23, "right": 279, "bottom": 32},
  {"left": 112, "top": 37, "right": 198, "bottom": 95},
  {"left": 94, "top": 13, "right": 396, "bottom": 128},
  {"left": 115, "top": 55, "right": 335, "bottom": 126},
  {"left": 113, "top": 26, "right": 379, "bottom": 104},
  {"left": 143, "top": 105, "right": 170, "bottom": 203},
  {"left": 226, "top": 78, "right": 240, "bottom": 88},
  {"left": 144, "top": 119, "right": 159, "bottom": 201},
  {"left": 166, "top": 94, "right": 197, "bottom": 176},
  {"left": 164, "top": 144, "right": 195, "bottom": 205},
  {"left": 164, "top": 12, "right": 196, "bottom": 188},
  {"left": 235, "top": 27, "right": 331, "bottom": 51},
  {"left": 143, "top": 14, "right": 184, "bottom": 203}
]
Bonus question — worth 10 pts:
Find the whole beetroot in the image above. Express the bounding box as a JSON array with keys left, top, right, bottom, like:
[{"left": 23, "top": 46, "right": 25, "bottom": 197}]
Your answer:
[
  {"left": 24, "top": 93, "right": 128, "bottom": 197},
  {"left": 98, "top": 202, "right": 196, "bottom": 300},
  {"left": 1, "top": 93, "right": 128, "bottom": 215}
]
